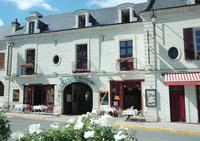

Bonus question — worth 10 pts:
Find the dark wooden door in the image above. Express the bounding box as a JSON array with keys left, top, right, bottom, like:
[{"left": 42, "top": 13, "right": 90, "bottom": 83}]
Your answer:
[
  {"left": 169, "top": 86, "right": 186, "bottom": 122},
  {"left": 63, "top": 83, "right": 92, "bottom": 115}
]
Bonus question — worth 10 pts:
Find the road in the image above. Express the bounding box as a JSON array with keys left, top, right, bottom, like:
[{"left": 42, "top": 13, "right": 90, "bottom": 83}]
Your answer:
[{"left": 8, "top": 117, "right": 200, "bottom": 141}]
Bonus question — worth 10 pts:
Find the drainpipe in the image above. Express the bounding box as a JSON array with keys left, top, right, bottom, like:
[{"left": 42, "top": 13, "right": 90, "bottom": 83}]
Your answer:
[
  {"left": 7, "top": 42, "right": 13, "bottom": 111},
  {"left": 151, "top": 10, "right": 159, "bottom": 121}
]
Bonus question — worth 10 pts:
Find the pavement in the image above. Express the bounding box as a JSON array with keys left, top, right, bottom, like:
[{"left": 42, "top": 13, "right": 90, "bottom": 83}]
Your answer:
[{"left": 5, "top": 112, "right": 200, "bottom": 135}]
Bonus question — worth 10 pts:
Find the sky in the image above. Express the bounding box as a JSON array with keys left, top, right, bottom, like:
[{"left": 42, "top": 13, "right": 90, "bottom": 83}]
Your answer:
[{"left": 0, "top": 0, "right": 147, "bottom": 27}]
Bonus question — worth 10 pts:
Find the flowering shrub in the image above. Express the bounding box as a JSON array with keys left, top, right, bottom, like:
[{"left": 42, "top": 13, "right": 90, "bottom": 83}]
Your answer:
[
  {"left": 12, "top": 112, "right": 137, "bottom": 141},
  {"left": 0, "top": 112, "right": 11, "bottom": 141}
]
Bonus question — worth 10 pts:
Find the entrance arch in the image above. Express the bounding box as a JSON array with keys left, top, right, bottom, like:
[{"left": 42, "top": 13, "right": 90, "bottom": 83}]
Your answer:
[{"left": 63, "top": 82, "right": 93, "bottom": 115}]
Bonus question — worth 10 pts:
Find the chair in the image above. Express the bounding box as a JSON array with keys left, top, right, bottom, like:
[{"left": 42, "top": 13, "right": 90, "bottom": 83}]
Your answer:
[
  {"left": 122, "top": 107, "right": 138, "bottom": 121},
  {"left": 136, "top": 110, "right": 147, "bottom": 122}
]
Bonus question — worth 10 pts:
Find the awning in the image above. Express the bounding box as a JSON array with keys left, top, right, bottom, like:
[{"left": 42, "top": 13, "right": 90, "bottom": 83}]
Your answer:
[{"left": 164, "top": 72, "right": 200, "bottom": 86}]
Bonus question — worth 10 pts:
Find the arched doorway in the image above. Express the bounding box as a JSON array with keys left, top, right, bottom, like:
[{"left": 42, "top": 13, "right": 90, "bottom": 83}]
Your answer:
[
  {"left": 0, "top": 81, "right": 4, "bottom": 96},
  {"left": 63, "top": 82, "right": 93, "bottom": 115}
]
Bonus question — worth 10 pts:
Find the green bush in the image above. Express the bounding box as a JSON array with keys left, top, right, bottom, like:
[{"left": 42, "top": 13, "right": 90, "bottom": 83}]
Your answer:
[
  {"left": 12, "top": 113, "right": 137, "bottom": 141},
  {"left": 0, "top": 112, "right": 11, "bottom": 141}
]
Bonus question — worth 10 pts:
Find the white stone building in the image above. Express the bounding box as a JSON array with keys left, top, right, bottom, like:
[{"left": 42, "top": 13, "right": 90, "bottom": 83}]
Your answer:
[
  {"left": 5, "top": 3, "right": 146, "bottom": 115},
  {"left": 0, "top": 0, "right": 200, "bottom": 123},
  {"left": 142, "top": 0, "right": 200, "bottom": 123}
]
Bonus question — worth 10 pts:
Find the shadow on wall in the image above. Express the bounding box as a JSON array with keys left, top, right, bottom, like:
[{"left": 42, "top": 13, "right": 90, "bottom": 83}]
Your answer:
[
  {"left": 17, "top": 53, "right": 25, "bottom": 75},
  {"left": 154, "top": 24, "right": 200, "bottom": 71}
]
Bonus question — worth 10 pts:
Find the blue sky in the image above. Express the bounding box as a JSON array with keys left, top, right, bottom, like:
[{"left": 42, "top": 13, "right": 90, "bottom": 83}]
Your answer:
[{"left": 0, "top": 0, "right": 147, "bottom": 27}]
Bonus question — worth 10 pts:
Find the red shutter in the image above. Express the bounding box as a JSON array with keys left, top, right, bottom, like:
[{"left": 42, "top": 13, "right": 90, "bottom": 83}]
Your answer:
[
  {"left": 183, "top": 28, "right": 195, "bottom": 60},
  {"left": 0, "top": 53, "right": 5, "bottom": 69}
]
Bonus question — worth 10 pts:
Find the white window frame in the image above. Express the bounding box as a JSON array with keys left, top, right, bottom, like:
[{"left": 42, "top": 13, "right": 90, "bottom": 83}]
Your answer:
[
  {"left": 118, "top": 7, "right": 135, "bottom": 23},
  {"left": 194, "top": 29, "right": 200, "bottom": 59}
]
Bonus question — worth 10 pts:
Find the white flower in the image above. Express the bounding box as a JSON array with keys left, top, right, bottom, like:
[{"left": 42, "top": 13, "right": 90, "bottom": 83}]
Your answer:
[
  {"left": 28, "top": 123, "right": 44, "bottom": 134},
  {"left": 74, "top": 117, "right": 84, "bottom": 130},
  {"left": 64, "top": 124, "right": 70, "bottom": 128},
  {"left": 84, "top": 130, "right": 95, "bottom": 139},
  {"left": 11, "top": 131, "right": 24, "bottom": 140},
  {"left": 97, "top": 114, "right": 115, "bottom": 127},
  {"left": 67, "top": 118, "right": 76, "bottom": 124},
  {"left": 50, "top": 122, "right": 59, "bottom": 129},
  {"left": 114, "top": 131, "right": 127, "bottom": 141}
]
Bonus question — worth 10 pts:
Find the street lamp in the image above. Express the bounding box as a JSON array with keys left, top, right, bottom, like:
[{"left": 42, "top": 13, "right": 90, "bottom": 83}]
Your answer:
[{"left": 151, "top": 11, "right": 157, "bottom": 25}]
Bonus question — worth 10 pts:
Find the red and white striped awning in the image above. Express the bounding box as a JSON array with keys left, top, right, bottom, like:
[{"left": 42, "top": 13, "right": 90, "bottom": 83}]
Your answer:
[{"left": 164, "top": 72, "right": 200, "bottom": 86}]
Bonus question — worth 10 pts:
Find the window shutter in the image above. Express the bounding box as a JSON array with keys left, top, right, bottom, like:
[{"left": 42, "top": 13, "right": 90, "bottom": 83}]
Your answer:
[
  {"left": 183, "top": 28, "right": 195, "bottom": 60},
  {"left": 0, "top": 53, "right": 5, "bottom": 69}
]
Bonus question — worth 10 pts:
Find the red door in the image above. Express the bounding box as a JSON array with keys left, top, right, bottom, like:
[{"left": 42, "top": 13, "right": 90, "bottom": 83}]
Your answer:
[
  {"left": 169, "top": 86, "right": 186, "bottom": 122},
  {"left": 197, "top": 87, "right": 200, "bottom": 123}
]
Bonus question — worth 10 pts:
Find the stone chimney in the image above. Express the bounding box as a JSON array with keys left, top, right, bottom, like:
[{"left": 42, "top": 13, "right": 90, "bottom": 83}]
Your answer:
[{"left": 11, "top": 18, "right": 20, "bottom": 32}]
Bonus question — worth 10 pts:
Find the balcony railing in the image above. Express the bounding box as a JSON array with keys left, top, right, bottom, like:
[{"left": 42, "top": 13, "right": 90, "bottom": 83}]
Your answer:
[
  {"left": 117, "top": 57, "right": 136, "bottom": 71},
  {"left": 72, "top": 62, "right": 90, "bottom": 73},
  {"left": 21, "top": 63, "right": 35, "bottom": 75}
]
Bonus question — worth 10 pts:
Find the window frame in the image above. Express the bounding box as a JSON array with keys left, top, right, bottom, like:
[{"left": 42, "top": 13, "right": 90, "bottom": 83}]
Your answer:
[
  {"left": 121, "top": 9, "right": 130, "bottom": 23},
  {"left": 76, "top": 44, "right": 88, "bottom": 70},
  {"left": 0, "top": 52, "right": 5, "bottom": 69},
  {"left": 29, "top": 21, "right": 35, "bottom": 34},
  {"left": 78, "top": 14, "right": 86, "bottom": 28},
  {"left": 119, "top": 40, "right": 133, "bottom": 58},
  {"left": 194, "top": 29, "right": 200, "bottom": 60}
]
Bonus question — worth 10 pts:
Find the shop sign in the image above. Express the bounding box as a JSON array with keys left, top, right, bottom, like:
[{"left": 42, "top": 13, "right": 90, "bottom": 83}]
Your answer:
[
  {"left": 145, "top": 89, "right": 157, "bottom": 107},
  {"left": 58, "top": 76, "right": 96, "bottom": 92}
]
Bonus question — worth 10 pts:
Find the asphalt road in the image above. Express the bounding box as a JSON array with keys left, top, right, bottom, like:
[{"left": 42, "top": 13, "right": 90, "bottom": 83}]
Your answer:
[{"left": 8, "top": 117, "right": 200, "bottom": 141}]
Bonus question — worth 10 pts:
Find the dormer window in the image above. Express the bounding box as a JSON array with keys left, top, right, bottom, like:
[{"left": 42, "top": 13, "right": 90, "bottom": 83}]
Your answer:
[
  {"left": 78, "top": 14, "right": 86, "bottom": 28},
  {"left": 29, "top": 21, "right": 35, "bottom": 34},
  {"left": 121, "top": 9, "right": 130, "bottom": 23}
]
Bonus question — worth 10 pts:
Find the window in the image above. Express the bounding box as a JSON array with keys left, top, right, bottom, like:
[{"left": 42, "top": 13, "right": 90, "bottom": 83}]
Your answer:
[
  {"left": 119, "top": 40, "right": 133, "bottom": 71},
  {"left": 168, "top": 47, "right": 179, "bottom": 59},
  {"left": 0, "top": 53, "right": 5, "bottom": 69},
  {"left": 78, "top": 15, "right": 86, "bottom": 28},
  {"left": 21, "top": 49, "right": 35, "bottom": 75},
  {"left": 121, "top": 9, "right": 130, "bottom": 23},
  {"left": 195, "top": 30, "right": 200, "bottom": 59},
  {"left": 0, "top": 81, "right": 4, "bottom": 96},
  {"left": 13, "top": 89, "right": 20, "bottom": 102},
  {"left": 120, "top": 40, "right": 133, "bottom": 58},
  {"left": 53, "top": 55, "right": 60, "bottom": 65},
  {"left": 29, "top": 21, "right": 35, "bottom": 34},
  {"left": 76, "top": 44, "right": 88, "bottom": 70},
  {"left": 26, "top": 49, "right": 35, "bottom": 64}
]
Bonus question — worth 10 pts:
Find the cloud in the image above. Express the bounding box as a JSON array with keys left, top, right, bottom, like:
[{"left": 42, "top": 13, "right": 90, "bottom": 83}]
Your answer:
[
  {"left": 0, "top": 19, "right": 4, "bottom": 27},
  {"left": 89, "top": 0, "right": 147, "bottom": 8},
  {"left": 2, "top": 0, "right": 57, "bottom": 11}
]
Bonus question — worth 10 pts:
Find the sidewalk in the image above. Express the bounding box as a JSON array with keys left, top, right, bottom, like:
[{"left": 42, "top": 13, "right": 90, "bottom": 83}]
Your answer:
[{"left": 6, "top": 112, "right": 200, "bottom": 135}]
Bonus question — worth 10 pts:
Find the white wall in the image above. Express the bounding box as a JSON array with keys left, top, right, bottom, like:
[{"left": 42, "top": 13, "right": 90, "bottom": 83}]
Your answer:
[
  {"left": 185, "top": 86, "right": 198, "bottom": 123},
  {"left": 11, "top": 23, "right": 145, "bottom": 76}
]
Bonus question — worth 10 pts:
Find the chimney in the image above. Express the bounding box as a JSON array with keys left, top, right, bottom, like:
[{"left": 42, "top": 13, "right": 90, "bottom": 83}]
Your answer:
[{"left": 11, "top": 18, "right": 20, "bottom": 32}]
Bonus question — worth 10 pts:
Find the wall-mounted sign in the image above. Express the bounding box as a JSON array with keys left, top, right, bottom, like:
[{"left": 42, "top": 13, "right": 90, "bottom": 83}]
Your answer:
[
  {"left": 13, "top": 89, "right": 20, "bottom": 102},
  {"left": 58, "top": 76, "right": 96, "bottom": 92},
  {"left": 145, "top": 89, "right": 157, "bottom": 107}
]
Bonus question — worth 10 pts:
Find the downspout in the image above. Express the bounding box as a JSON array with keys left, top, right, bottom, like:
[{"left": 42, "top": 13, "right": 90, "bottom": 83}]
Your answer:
[{"left": 7, "top": 43, "right": 13, "bottom": 111}]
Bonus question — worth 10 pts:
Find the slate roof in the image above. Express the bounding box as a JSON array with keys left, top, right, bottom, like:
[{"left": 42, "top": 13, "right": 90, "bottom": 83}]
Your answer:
[
  {"left": 146, "top": 0, "right": 186, "bottom": 11},
  {"left": 8, "top": 3, "right": 147, "bottom": 37},
  {"left": 0, "top": 1, "right": 193, "bottom": 39}
]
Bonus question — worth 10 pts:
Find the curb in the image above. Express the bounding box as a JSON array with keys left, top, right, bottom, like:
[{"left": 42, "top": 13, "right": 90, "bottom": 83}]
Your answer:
[{"left": 120, "top": 124, "right": 200, "bottom": 136}]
